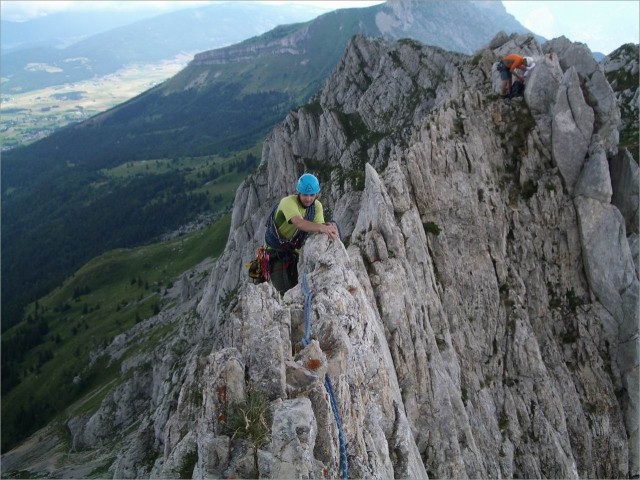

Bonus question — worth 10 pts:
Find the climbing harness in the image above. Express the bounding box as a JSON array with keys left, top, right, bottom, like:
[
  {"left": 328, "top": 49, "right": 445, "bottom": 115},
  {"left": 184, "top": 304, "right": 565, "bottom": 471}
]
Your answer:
[
  {"left": 247, "top": 199, "right": 315, "bottom": 283},
  {"left": 300, "top": 273, "right": 348, "bottom": 479}
]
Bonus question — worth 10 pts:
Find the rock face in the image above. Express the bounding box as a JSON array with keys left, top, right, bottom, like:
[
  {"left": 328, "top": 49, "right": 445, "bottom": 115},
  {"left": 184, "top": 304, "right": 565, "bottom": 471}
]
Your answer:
[
  {"left": 4, "top": 33, "right": 638, "bottom": 479},
  {"left": 602, "top": 43, "right": 639, "bottom": 160}
]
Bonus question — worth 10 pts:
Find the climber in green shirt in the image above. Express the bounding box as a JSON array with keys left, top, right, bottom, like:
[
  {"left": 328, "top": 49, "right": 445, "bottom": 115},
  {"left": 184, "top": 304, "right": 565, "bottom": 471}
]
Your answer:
[{"left": 265, "top": 173, "right": 339, "bottom": 294}]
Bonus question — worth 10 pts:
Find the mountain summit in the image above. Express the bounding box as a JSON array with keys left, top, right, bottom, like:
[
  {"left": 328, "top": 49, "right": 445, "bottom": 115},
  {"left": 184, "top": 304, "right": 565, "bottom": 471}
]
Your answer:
[{"left": 3, "top": 27, "right": 637, "bottom": 480}]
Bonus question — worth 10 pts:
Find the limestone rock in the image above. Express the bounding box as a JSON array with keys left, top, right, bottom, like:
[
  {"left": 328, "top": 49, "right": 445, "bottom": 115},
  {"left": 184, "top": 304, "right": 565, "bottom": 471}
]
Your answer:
[
  {"left": 575, "top": 137, "right": 613, "bottom": 202},
  {"left": 551, "top": 67, "right": 594, "bottom": 193},
  {"left": 524, "top": 53, "right": 563, "bottom": 116},
  {"left": 270, "top": 398, "right": 321, "bottom": 478},
  {"left": 545, "top": 37, "right": 622, "bottom": 155},
  {"left": 544, "top": 36, "right": 598, "bottom": 78}
]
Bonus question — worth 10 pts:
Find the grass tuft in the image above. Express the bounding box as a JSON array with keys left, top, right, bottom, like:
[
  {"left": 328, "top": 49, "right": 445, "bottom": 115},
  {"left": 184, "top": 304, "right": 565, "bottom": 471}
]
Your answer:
[{"left": 223, "top": 387, "right": 270, "bottom": 450}]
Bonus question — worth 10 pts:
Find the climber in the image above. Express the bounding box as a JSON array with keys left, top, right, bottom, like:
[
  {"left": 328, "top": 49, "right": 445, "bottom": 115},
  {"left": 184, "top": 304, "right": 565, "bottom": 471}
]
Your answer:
[
  {"left": 508, "top": 56, "right": 536, "bottom": 98},
  {"left": 264, "top": 173, "right": 340, "bottom": 294},
  {"left": 497, "top": 54, "right": 529, "bottom": 98}
]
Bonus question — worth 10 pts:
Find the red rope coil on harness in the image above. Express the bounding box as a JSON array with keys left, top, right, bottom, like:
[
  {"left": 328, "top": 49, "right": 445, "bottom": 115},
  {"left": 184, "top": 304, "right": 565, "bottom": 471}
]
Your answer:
[{"left": 247, "top": 246, "right": 271, "bottom": 283}]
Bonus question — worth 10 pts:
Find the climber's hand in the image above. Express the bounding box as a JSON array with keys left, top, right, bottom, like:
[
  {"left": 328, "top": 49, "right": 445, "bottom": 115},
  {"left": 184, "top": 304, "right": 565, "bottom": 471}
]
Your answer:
[{"left": 323, "top": 223, "right": 340, "bottom": 241}]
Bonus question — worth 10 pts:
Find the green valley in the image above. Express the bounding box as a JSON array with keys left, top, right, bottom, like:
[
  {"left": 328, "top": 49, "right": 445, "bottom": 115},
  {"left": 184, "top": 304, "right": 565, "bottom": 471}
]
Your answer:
[
  {"left": 0, "top": 56, "right": 190, "bottom": 150},
  {"left": 1, "top": 212, "right": 231, "bottom": 453}
]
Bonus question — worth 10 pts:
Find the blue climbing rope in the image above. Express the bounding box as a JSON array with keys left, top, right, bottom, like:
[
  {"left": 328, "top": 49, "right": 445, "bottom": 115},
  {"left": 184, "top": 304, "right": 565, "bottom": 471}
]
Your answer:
[
  {"left": 325, "top": 374, "right": 349, "bottom": 480},
  {"left": 301, "top": 273, "right": 313, "bottom": 348},
  {"left": 300, "top": 273, "right": 348, "bottom": 479}
]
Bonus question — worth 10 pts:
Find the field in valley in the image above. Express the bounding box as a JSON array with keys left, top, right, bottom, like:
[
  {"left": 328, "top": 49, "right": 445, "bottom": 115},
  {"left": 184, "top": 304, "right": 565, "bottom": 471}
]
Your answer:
[{"left": 0, "top": 54, "right": 192, "bottom": 151}]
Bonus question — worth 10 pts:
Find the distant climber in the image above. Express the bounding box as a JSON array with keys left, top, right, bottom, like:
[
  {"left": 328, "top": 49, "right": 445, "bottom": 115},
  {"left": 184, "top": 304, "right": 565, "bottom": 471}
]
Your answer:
[
  {"left": 496, "top": 54, "right": 530, "bottom": 99},
  {"left": 264, "top": 173, "right": 340, "bottom": 294},
  {"left": 508, "top": 56, "right": 535, "bottom": 98}
]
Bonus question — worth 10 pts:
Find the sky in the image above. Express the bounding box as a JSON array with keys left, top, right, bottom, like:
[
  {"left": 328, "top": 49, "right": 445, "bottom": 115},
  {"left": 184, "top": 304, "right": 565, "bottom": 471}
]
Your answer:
[
  {"left": 502, "top": 1, "right": 639, "bottom": 55},
  {"left": 1, "top": 1, "right": 638, "bottom": 55}
]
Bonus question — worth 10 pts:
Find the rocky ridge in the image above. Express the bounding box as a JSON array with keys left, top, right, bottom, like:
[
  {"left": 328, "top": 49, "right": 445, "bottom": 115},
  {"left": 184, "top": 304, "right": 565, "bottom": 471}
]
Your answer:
[{"left": 2, "top": 33, "right": 638, "bottom": 479}]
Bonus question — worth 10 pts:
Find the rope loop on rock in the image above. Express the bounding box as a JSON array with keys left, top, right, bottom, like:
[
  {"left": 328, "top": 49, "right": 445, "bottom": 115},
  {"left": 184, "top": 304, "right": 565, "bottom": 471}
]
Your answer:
[{"left": 300, "top": 273, "right": 348, "bottom": 479}]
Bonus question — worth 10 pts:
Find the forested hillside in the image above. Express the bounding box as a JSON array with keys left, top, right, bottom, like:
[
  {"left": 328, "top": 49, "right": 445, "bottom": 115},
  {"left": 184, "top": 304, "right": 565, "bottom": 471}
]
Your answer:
[
  {"left": 1, "top": 213, "right": 232, "bottom": 453},
  {"left": 1, "top": 146, "right": 259, "bottom": 332}
]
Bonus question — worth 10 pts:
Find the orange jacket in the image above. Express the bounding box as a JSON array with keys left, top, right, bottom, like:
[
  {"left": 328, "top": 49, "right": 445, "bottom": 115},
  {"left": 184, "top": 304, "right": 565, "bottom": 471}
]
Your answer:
[{"left": 503, "top": 54, "right": 525, "bottom": 72}]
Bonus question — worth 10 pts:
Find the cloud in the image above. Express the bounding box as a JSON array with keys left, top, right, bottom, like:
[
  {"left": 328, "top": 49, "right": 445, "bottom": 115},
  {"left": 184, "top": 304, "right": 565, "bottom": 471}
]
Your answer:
[{"left": 521, "top": 6, "right": 555, "bottom": 39}]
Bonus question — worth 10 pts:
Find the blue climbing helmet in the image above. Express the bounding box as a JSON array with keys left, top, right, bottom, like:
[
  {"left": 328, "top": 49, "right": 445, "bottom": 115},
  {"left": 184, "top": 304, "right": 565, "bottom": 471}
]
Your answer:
[{"left": 296, "top": 173, "right": 320, "bottom": 195}]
